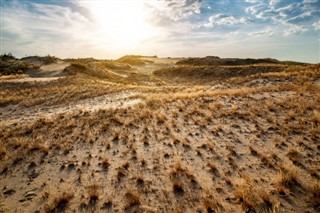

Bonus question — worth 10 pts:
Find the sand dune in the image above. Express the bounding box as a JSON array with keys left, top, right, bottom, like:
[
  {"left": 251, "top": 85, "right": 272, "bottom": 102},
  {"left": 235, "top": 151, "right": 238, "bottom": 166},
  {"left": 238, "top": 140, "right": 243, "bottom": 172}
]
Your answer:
[{"left": 0, "top": 56, "right": 319, "bottom": 213}]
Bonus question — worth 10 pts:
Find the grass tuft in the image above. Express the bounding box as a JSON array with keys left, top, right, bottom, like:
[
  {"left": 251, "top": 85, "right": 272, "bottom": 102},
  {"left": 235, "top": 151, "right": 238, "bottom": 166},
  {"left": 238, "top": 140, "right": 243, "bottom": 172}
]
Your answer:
[{"left": 44, "top": 192, "right": 74, "bottom": 213}]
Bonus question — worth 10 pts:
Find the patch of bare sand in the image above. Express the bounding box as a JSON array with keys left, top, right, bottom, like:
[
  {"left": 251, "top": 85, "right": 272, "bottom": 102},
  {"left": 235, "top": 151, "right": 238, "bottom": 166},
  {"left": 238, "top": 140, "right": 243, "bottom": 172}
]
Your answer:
[
  {"left": 0, "top": 61, "right": 71, "bottom": 83},
  {"left": 40, "top": 61, "right": 70, "bottom": 72},
  {"left": 27, "top": 61, "right": 70, "bottom": 78},
  {"left": 0, "top": 91, "right": 142, "bottom": 126}
]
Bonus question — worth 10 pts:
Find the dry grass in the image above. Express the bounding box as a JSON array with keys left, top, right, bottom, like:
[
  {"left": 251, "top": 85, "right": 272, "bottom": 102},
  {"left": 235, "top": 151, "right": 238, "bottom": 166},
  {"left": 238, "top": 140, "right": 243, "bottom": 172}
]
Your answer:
[
  {"left": 86, "top": 184, "right": 99, "bottom": 204},
  {"left": 172, "top": 180, "right": 185, "bottom": 196},
  {"left": 124, "top": 190, "right": 141, "bottom": 210},
  {"left": 312, "top": 110, "right": 320, "bottom": 126},
  {"left": 249, "top": 146, "right": 259, "bottom": 156},
  {"left": 203, "top": 195, "right": 222, "bottom": 213},
  {"left": 274, "top": 165, "right": 299, "bottom": 195},
  {"left": 260, "top": 155, "right": 274, "bottom": 168},
  {"left": 309, "top": 181, "right": 320, "bottom": 210},
  {"left": 207, "top": 163, "right": 219, "bottom": 175},
  {"left": 0, "top": 61, "right": 319, "bottom": 212},
  {"left": 44, "top": 191, "right": 74, "bottom": 213},
  {"left": 100, "top": 158, "right": 110, "bottom": 170},
  {"left": 234, "top": 177, "right": 274, "bottom": 212},
  {"left": 170, "top": 160, "right": 197, "bottom": 184}
]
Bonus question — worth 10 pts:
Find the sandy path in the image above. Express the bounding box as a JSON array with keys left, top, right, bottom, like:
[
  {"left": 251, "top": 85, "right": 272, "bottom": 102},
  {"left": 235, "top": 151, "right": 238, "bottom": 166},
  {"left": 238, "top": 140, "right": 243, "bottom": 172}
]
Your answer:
[{"left": 0, "top": 91, "right": 142, "bottom": 126}]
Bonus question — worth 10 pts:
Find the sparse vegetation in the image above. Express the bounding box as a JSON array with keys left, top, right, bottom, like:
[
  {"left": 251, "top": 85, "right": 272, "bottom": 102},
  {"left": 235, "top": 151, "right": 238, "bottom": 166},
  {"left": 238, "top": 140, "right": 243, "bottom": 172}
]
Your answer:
[
  {"left": 275, "top": 165, "right": 299, "bottom": 194},
  {"left": 44, "top": 192, "right": 74, "bottom": 213},
  {"left": 0, "top": 56, "right": 319, "bottom": 212},
  {"left": 309, "top": 181, "right": 320, "bottom": 210},
  {"left": 124, "top": 190, "right": 141, "bottom": 210},
  {"left": 87, "top": 184, "right": 100, "bottom": 204},
  {"left": 100, "top": 158, "right": 110, "bottom": 170},
  {"left": 234, "top": 177, "right": 275, "bottom": 212}
]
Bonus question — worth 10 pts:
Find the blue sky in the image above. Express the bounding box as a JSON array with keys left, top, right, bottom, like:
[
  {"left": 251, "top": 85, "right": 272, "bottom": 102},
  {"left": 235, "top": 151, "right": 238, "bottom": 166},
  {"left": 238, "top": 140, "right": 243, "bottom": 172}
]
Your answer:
[{"left": 1, "top": 0, "right": 319, "bottom": 62}]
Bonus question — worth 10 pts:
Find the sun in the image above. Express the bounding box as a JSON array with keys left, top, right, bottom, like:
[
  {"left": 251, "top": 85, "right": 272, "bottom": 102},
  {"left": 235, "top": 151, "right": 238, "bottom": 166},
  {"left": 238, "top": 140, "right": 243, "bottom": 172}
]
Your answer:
[{"left": 88, "top": 0, "right": 153, "bottom": 48}]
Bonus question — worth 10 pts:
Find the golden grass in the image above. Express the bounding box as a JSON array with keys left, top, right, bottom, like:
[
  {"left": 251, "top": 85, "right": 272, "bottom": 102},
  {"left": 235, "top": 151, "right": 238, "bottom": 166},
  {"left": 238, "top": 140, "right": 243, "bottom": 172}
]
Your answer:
[
  {"left": 124, "top": 190, "right": 141, "bottom": 210},
  {"left": 86, "top": 184, "right": 100, "bottom": 204},
  {"left": 309, "top": 181, "right": 320, "bottom": 210},
  {"left": 44, "top": 191, "right": 74, "bottom": 213},
  {"left": 234, "top": 177, "right": 275, "bottom": 212},
  {"left": 0, "top": 62, "right": 319, "bottom": 212},
  {"left": 274, "top": 165, "right": 299, "bottom": 195},
  {"left": 313, "top": 110, "right": 320, "bottom": 126}
]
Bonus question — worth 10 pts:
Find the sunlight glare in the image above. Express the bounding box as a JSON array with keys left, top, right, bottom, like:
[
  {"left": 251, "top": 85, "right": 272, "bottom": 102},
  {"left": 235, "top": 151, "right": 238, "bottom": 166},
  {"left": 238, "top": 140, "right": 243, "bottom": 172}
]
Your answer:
[{"left": 89, "top": 0, "right": 153, "bottom": 48}]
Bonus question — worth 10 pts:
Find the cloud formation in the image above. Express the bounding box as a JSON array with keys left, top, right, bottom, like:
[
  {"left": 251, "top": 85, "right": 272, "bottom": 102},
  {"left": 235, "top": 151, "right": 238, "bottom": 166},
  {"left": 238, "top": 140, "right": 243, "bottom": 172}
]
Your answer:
[
  {"left": 1, "top": 0, "right": 319, "bottom": 62},
  {"left": 248, "top": 27, "right": 274, "bottom": 37},
  {"left": 202, "top": 14, "right": 249, "bottom": 28},
  {"left": 245, "top": 0, "right": 320, "bottom": 36},
  {"left": 313, "top": 21, "right": 320, "bottom": 30},
  {"left": 1, "top": 1, "right": 97, "bottom": 57},
  {"left": 145, "top": 0, "right": 201, "bottom": 22}
]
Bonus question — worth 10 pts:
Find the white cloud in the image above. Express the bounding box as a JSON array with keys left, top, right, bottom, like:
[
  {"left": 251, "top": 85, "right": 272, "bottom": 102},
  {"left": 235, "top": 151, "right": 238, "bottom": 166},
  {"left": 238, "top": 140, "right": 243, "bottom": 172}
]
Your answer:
[
  {"left": 246, "top": 4, "right": 265, "bottom": 14},
  {"left": 286, "top": 10, "right": 313, "bottom": 24},
  {"left": 269, "top": 0, "right": 283, "bottom": 8},
  {"left": 247, "top": 0, "right": 319, "bottom": 24},
  {"left": 303, "top": 0, "right": 318, "bottom": 3},
  {"left": 248, "top": 27, "right": 275, "bottom": 37},
  {"left": 145, "top": 0, "right": 201, "bottom": 22},
  {"left": 226, "top": 31, "right": 240, "bottom": 37},
  {"left": 2, "top": 2, "right": 93, "bottom": 44},
  {"left": 202, "top": 14, "right": 249, "bottom": 28},
  {"left": 312, "top": 21, "right": 320, "bottom": 30},
  {"left": 245, "top": 0, "right": 259, "bottom": 3},
  {"left": 284, "top": 25, "right": 308, "bottom": 36}
]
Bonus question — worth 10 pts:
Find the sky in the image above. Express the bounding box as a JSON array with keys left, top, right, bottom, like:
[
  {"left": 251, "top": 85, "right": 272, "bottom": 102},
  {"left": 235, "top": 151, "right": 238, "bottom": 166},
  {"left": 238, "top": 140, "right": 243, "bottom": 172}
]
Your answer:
[{"left": 0, "top": 0, "right": 319, "bottom": 62}]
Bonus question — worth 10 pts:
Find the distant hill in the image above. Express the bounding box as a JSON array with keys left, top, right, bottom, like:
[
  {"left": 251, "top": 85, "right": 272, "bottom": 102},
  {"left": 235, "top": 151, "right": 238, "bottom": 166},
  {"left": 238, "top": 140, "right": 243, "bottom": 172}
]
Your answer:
[
  {"left": 116, "top": 55, "right": 155, "bottom": 65},
  {"left": 0, "top": 54, "right": 40, "bottom": 75},
  {"left": 21, "top": 55, "right": 59, "bottom": 65},
  {"left": 176, "top": 56, "right": 308, "bottom": 66},
  {"left": 153, "top": 65, "right": 291, "bottom": 84}
]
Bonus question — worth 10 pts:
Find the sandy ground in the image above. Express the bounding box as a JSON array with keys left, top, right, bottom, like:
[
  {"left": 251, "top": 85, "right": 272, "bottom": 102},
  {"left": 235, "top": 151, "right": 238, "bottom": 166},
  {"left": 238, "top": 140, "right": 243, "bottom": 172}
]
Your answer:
[
  {"left": 0, "top": 60, "right": 319, "bottom": 213},
  {"left": 0, "top": 91, "right": 142, "bottom": 126}
]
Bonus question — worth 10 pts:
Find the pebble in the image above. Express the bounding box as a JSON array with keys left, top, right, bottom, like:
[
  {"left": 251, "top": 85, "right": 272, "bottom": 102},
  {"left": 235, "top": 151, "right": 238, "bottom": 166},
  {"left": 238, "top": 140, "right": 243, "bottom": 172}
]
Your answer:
[
  {"left": 19, "top": 190, "right": 37, "bottom": 202},
  {"left": 25, "top": 191, "right": 36, "bottom": 198},
  {"left": 3, "top": 189, "right": 15, "bottom": 195}
]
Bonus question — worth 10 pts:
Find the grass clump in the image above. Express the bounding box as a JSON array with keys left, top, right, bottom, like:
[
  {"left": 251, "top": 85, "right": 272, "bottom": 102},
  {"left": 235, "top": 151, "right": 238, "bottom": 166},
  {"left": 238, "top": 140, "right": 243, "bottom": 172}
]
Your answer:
[
  {"left": 308, "top": 181, "right": 320, "bottom": 210},
  {"left": 124, "top": 190, "right": 141, "bottom": 210},
  {"left": 44, "top": 192, "right": 74, "bottom": 213},
  {"left": 87, "top": 184, "right": 99, "bottom": 204},
  {"left": 234, "top": 177, "right": 275, "bottom": 212},
  {"left": 275, "top": 165, "right": 299, "bottom": 195}
]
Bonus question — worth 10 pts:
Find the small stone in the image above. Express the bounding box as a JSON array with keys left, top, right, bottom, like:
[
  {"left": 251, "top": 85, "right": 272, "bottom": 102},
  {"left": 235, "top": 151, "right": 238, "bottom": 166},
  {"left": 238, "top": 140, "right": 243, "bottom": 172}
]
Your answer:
[
  {"left": 28, "top": 171, "right": 39, "bottom": 179},
  {"left": 25, "top": 191, "right": 36, "bottom": 198},
  {"left": 19, "top": 198, "right": 26, "bottom": 202},
  {"left": 3, "top": 189, "right": 15, "bottom": 195}
]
